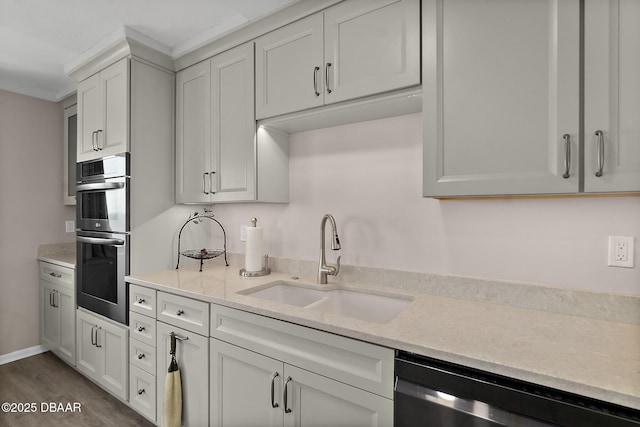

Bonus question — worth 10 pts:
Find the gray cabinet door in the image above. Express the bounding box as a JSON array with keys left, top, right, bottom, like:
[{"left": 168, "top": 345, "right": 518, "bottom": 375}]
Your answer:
[
  {"left": 210, "top": 42, "right": 256, "bottom": 202},
  {"left": 423, "top": 0, "right": 580, "bottom": 197},
  {"left": 176, "top": 60, "right": 212, "bottom": 203},
  {"left": 210, "top": 338, "right": 283, "bottom": 427},
  {"left": 584, "top": 0, "right": 640, "bottom": 193},
  {"left": 323, "top": 0, "right": 420, "bottom": 105},
  {"left": 255, "top": 13, "right": 324, "bottom": 119}
]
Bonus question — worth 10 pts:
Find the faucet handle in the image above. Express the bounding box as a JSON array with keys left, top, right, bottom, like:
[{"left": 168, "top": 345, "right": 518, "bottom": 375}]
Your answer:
[{"left": 334, "top": 255, "right": 341, "bottom": 276}]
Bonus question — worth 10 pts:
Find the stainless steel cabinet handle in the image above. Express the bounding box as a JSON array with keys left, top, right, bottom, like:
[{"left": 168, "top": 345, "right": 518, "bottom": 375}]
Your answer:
[
  {"left": 313, "top": 66, "right": 320, "bottom": 97},
  {"left": 562, "top": 134, "right": 571, "bottom": 179},
  {"left": 595, "top": 130, "right": 604, "bottom": 177},
  {"left": 284, "top": 376, "right": 293, "bottom": 413},
  {"left": 96, "top": 130, "right": 103, "bottom": 150},
  {"left": 137, "top": 326, "right": 145, "bottom": 332},
  {"left": 203, "top": 172, "right": 209, "bottom": 194},
  {"left": 325, "top": 63, "right": 332, "bottom": 94},
  {"left": 137, "top": 298, "right": 145, "bottom": 304},
  {"left": 137, "top": 389, "right": 145, "bottom": 395},
  {"left": 92, "top": 131, "right": 98, "bottom": 151},
  {"left": 49, "top": 271, "right": 62, "bottom": 278},
  {"left": 95, "top": 327, "right": 102, "bottom": 348},
  {"left": 137, "top": 353, "right": 145, "bottom": 360},
  {"left": 53, "top": 290, "right": 58, "bottom": 308},
  {"left": 90, "top": 326, "right": 96, "bottom": 346},
  {"left": 271, "top": 372, "right": 280, "bottom": 408},
  {"left": 210, "top": 171, "right": 216, "bottom": 195},
  {"left": 176, "top": 309, "right": 184, "bottom": 316},
  {"left": 49, "top": 290, "right": 54, "bottom": 307}
]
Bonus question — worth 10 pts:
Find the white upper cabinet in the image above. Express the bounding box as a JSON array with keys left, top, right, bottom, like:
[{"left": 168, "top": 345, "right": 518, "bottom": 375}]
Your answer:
[
  {"left": 423, "top": 0, "right": 580, "bottom": 197},
  {"left": 176, "top": 42, "right": 289, "bottom": 204},
  {"left": 255, "top": 14, "right": 325, "bottom": 120},
  {"left": 176, "top": 60, "right": 211, "bottom": 204},
  {"left": 584, "top": 0, "right": 640, "bottom": 193},
  {"left": 210, "top": 42, "right": 256, "bottom": 202},
  {"left": 256, "top": 0, "right": 420, "bottom": 120},
  {"left": 323, "top": 0, "right": 420, "bottom": 105},
  {"left": 177, "top": 42, "right": 256, "bottom": 203},
  {"left": 77, "top": 59, "right": 129, "bottom": 162}
]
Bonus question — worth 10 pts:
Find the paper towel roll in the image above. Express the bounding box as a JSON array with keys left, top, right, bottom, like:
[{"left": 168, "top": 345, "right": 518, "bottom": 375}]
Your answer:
[{"left": 245, "top": 226, "right": 263, "bottom": 272}]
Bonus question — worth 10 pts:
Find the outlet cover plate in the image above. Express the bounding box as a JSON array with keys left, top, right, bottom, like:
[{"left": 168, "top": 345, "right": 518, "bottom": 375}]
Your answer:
[{"left": 608, "top": 236, "right": 634, "bottom": 268}]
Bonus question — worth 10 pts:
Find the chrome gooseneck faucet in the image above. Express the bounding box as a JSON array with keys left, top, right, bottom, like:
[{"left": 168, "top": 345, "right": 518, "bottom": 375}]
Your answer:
[{"left": 318, "top": 214, "right": 341, "bottom": 284}]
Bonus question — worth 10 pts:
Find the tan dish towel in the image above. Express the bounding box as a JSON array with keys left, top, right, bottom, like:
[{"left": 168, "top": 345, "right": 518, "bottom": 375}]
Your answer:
[{"left": 164, "top": 332, "right": 182, "bottom": 427}]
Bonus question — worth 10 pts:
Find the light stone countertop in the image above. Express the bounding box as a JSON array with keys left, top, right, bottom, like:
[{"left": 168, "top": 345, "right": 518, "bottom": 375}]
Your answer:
[
  {"left": 129, "top": 262, "right": 640, "bottom": 411},
  {"left": 37, "top": 243, "right": 76, "bottom": 269}
]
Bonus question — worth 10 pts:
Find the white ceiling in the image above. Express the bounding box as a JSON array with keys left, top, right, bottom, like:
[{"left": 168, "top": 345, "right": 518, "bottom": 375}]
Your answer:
[{"left": 0, "top": 0, "right": 298, "bottom": 101}]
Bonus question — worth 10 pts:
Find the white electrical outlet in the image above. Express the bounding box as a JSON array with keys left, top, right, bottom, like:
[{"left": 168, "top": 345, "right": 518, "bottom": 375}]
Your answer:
[
  {"left": 65, "top": 220, "right": 75, "bottom": 233},
  {"left": 608, "top": 236, "right": 635, "bottom": 268}
]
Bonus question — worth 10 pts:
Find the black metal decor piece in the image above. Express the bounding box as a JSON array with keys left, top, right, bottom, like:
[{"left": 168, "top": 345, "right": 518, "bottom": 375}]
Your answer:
[{"left": 175, "top": 209, "right": 229, "bottom": 272}]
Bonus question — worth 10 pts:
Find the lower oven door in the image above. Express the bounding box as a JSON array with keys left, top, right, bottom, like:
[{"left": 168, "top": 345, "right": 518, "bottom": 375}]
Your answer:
[{"left": 76, "top": 230, "right": 129, "bottom": 325}]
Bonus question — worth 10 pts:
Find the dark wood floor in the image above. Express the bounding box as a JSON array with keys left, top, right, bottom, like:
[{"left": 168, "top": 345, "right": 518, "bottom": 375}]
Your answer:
[{"left": 0, "top": 351, "right": 155, "bottom": 427}]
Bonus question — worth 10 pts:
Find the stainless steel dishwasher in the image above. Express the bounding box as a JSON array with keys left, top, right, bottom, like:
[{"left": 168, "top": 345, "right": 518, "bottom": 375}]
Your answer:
[{"left": 395, "top": 351, "right": 640, "bottom": 426}]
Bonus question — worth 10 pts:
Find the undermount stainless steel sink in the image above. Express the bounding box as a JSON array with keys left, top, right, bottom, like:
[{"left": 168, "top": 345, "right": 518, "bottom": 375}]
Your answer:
[{"left": 240, "top": 280, "right": 413, "bottom": 324}]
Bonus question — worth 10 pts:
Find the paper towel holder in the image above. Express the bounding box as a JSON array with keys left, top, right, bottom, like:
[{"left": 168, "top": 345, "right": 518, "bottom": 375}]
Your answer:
[{"left": 239, "top": 254, "right": 271, "bottom": 277}]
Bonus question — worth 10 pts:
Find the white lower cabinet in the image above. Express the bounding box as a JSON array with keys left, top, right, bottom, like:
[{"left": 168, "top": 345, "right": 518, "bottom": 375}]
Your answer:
[
  {"left": 76, "top": 308, "right": 129, "bottom": 401},
  {"left": 209, "top": 304, "right": 394, "bottom": 427},
  {"left": 156, "top": 321, "right": 209, "bottom": 427},
  {"left": 210, "top": 338, "right": 392, "bottom": 427},
  {"left": 40, "top": 262, "right": 76, "bottom": 366}
]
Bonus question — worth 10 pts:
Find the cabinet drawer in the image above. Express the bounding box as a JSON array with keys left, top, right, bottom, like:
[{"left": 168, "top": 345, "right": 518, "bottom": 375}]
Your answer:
[
  {"left": 129, "top": 284, "right": 156, "bottom": 317},
  {"left": 157, "top": 292, "right": 209, "bottom": 336},
  {"left": 130, "top": 338, "right": 156, "bottom": 375},
  {"left": 130, "top": 312, "right": 156, "bottom": 347},
  {"left": 130, "top": 365, "right": 156, "bottom": 423},
  {"left": 40, "top": 262, "right": 74, "bottom": 290},
  {"left": 210, "top": 304, "right": 394, "bottom": 399}
]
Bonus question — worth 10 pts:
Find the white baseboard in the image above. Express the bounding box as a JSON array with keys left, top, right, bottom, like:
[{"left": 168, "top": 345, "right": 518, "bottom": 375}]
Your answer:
[{"left": 0, "top": 345, "right": 47, "bottom": 365}]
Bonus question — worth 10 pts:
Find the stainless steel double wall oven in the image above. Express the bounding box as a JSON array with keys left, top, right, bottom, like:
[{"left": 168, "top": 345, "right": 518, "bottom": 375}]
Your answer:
[{"left": 76, "top": 153, "right": 130, "bottom": 325}]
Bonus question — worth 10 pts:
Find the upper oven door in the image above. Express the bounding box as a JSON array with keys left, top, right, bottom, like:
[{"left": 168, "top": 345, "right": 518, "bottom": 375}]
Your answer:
[{"left": 76, "top": 177, "right": 129, "bottom": 232}]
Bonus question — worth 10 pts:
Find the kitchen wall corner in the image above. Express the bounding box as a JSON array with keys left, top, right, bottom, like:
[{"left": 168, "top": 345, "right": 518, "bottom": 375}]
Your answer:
[{"left": 0, "top": 89, "right": 75, "bottom": 356}]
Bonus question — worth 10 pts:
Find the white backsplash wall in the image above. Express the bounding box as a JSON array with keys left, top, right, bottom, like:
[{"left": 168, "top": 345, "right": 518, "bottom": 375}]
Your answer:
[{"left": 213, "top": 113, "right": 640, "bottom": 295}]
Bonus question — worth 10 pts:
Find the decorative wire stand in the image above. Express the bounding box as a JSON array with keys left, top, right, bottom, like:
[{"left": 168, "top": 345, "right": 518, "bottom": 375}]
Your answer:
[{"left": 175, "top": 210, "right": 229, "bottom": 272}]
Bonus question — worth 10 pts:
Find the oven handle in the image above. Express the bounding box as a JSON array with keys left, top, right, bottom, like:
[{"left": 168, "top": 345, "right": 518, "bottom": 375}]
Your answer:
[
  {"left": 77, "top": 236, "right": 126, "bottom": 246},
  {"left": 76, "top": 182, "right": 125, "bottom": 192}
]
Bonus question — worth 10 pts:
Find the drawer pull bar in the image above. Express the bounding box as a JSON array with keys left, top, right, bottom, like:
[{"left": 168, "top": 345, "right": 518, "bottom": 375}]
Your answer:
[
  {"left": 176, "top": 309, "right": 185, "bottom": 316},
  {"left": 137, "top": 298, "right": 146, "bottom": 304},
  {"left": 595, "top": 130, "right": 604, "bottom": 177},
  {"left": 137, "top": 353, "right": 145, "bottom": 360},
  {"left": 562, "top": 134, "right": 571, "bottom": 179},
  {"left": 137, "top": 326, "right": 145, "bottom": 332},
  {"left": 137, "top": 389, "right": 145, "bottom": 395},
  {"left": 313, "top": 66, "right": 320, "bottom": 97},
  {"left": 271, "top": 372, "right": 280, "bottom": 408},
  {"left": 49, "top": 272, "right": 62, "bottom": 278},
  {"left": 284, "top": 376, "right": 293, "bottom": 414}
]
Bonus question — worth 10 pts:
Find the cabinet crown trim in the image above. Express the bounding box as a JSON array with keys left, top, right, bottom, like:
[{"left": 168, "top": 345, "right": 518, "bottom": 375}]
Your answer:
[{"left": 66, "top": 27, "right": 174, "bottom": 82}]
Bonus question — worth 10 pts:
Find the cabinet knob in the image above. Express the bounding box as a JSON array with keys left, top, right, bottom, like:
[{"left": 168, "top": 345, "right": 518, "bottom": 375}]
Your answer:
[
  {"left": 137, "top": 389, "right": 145, "bottom": 395},
  {"left": 176, "top": 309, "right": 184, "bottom": 316},
  {"left": 137, "top": 326, "right": 145, "bottom": 332},
  {"left": 137, "top": 353, "right": 145, "bottom": 360}
]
